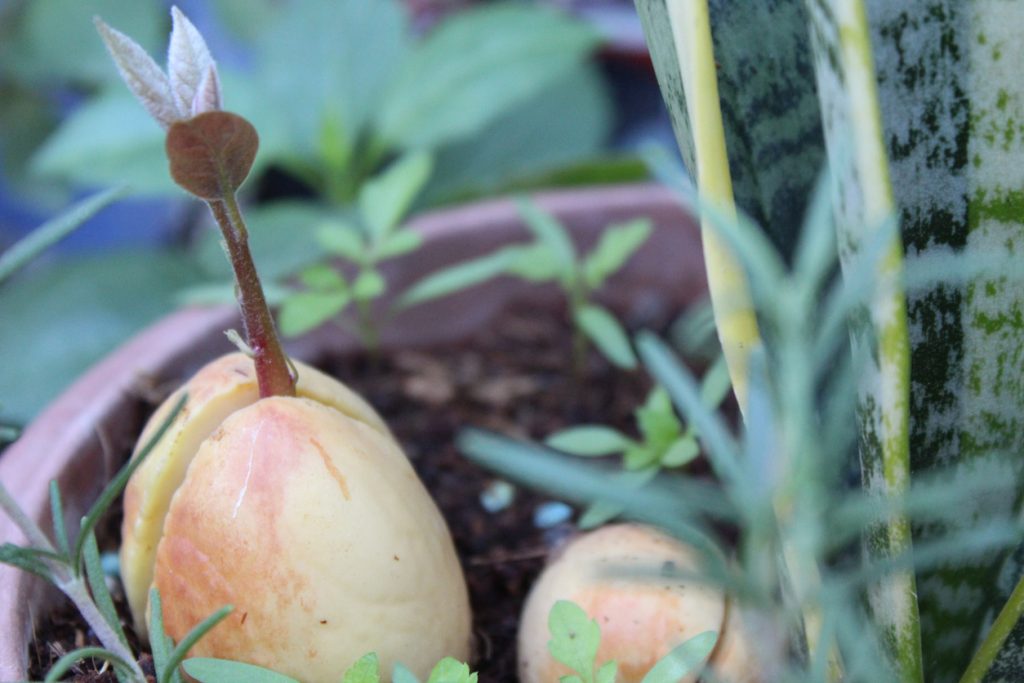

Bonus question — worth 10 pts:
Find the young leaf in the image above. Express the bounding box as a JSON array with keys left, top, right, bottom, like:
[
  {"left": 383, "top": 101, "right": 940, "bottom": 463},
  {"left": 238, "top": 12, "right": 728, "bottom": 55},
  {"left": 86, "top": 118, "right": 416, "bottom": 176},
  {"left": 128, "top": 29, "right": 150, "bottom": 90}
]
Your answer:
[
  {"left": 596, "top": 660, "right": 618, "bottom": 683},
  {"left": 359, "top": 152, "right": 433, "bottom": 239},
  {"left": 636, "top": 388, "right": 682, "bottom": 450},
  {"left": 377, "top": 228, "right": 423, "bottom": 260},
  {"left": 278, "top": 290, "right": 350, "bottom": 337},
  {"left": 72, "top": 393, "right": 188, "bottom": 569},
  {"left": 578, "top": 500, "right": 623, "bottom": 530},
  {"left": 94, "top": 17, "right": 177, "bottom": 128},
  {"left": 505, "top": 242, "right": 562, "bottom": 283},
  {"left": 661, "top": 434, "right": 700, "bottom": 468},
  {"left": 43, "top": 646, "right": 134, "bottom": 683},
  {"left": 82, "top": 530, "right": 128, "bottom": 649},
  {"left": 399, "top": 249, "right": 516, "bottom": 308},
  {"left": 182, "top": 658, "right": 301, "bottom": 683},
  {"left": 167, "top": 7, "right": 218, "bottom": 116},
  {"left": 318, "top": 221, "right": 367, "bottom": 263},
  {"left": 699, "top": 353, "right": 732, "bottom": 410},
  {"left": 639, "top": 631, "right": 717, "bottom": 683},
  {"left": 0, "top": 186, "right": 126, "bottom": 285},
  {"left": 392, "top": 663, "right": 421, "bottom": 683},
  {"left": 426, "top": 657, "right": 477, "bottom": 683},
  {"left": 548, "top": 600, "right": 600, "bottom": 680},
  {"left": 545, "top": 426, "right": 633, "bottom": 457},
  {"left": 582, "top": 219, "right": 653, "bottom": 289},
  {"left": 49, "top": 481, "right": 70, "bottom": 559},
  {"left": 342, "top": 653, "right": 382, "bottom": 683},
  {"left": 574, "top": 304, "right": 637, "bottom": 369},
  {"left": 517, "top": 199, "right": 576, "bottom": 274},
  {"left": 623, "top": 444, "right": 660, "bottom": 471},
  {"left": 165, "top": 111, "right": 259, "bottom": 199},
  {"left": 299, "top": 264, "right": 347, "bottom": 291},
  {"left": 352, "top": 269, "right": 387, "bottom": 301},
  {"left": 0, "top": 543, "right": 55, "bottom": 581},
  {"left": 162, "top": 605, "right": 234, "bottom": 683}
]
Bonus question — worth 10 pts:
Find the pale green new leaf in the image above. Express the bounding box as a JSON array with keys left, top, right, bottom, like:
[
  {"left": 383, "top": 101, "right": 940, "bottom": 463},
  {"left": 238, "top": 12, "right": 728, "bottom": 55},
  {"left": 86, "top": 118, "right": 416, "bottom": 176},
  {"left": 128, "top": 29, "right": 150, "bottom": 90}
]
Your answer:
[
  {"left": 182, "top": 658, "right": 301, "bottom": 683},
  {"left": 548, "top": 600, "right": 600, "bottom": 680},
  {"left": 392, "top": 663, "right": 420, "bottom": 683},
  {"left": 517, "top": 199, "right": 576, "bottom": 274},
  {"left": 377, "top": 228, "right": 423, "bottom": 260},
  {"left": 545, "top": 426, "right": 633, "bottom": 457},
  {"left": 360, "top": 152, "right": 433, "bottom": 239},
  {"left": 318, "top": 221, "right": 366, "bottom": 263},
  {"left": 640, "top": 631, "right": 717, "bottom": 683},
  {"left": 506, "top": 242, "right": 562, "bottom": 283},
  {"left": 582, "top": 219, "right": 653, "bottom": 289},
  {"left": 352, "top": 269, "right": 387, "bottom": 301},
  {"left": 278, "top": 290, "right": 350, "bottom": 337},
  {"left": 399, "top": 249, "right": 516, "bottom": 308},
  {"left": 299, "top": 264, "right": 347, "bottom": 291},
  {"left": 342, "top": 653, "right": 381, "bottom": 683},
  {"left": 596, "top": 660, "right": 617, "bottom": 683},
  {"left": 426, "top": 657, "right": 477, "bottom": 683},
  {"left": 574, "top": 304, "right": 637, "bottom": 369},
  {"left": 661, "top": 434, "right": 700, "bottom": 468}
]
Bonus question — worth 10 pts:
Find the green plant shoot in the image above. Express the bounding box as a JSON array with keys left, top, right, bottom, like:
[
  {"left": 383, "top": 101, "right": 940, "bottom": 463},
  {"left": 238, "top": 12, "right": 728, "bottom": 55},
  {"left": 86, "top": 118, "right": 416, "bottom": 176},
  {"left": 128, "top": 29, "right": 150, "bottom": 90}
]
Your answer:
[
  {"left": 277, "top": 152, "right": 433, "bottom": 348},
  {"left": 546, "top": 354, "right": 730, "bottom": 527},
  {"left": 402, "top": 199, "right": 652, "bottom": 370}
]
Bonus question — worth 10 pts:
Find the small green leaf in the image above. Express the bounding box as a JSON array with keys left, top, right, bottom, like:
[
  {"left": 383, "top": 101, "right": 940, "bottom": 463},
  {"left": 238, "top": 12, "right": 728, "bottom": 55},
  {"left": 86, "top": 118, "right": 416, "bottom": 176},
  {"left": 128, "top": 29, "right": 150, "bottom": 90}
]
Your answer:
[
  {"left": 578, "top": 501, "right": 623, "bottom": 529},
  {"left": 548, "top": 600, "right": 601, "bottom": 680},
  {"left": 0, "top": 186, "right": 126, "bottom": 285},
  {"left": 640, "top": 631, "right": 718, "bottom": 683},
  {"left": 545, "top": 426, "right": 633, "bottom": 456},
  {"left": 342, "top": 653, "right": 381, "bottom": 683},
  {"left": 299, "top": 264, "right": 346, "bottom": 291},
  {"left": 505, "top": 242, "right": 562, "bottom": 282},
  {"left": 278, "top": 290, "right": 350, "bottom": 337},
  {"left": 574, "top": 304, "right": 637, "bottom": 369},
  {"left": 399, "top": 248, "right": 516, "bottom": 308},
  {"left": 162, "top": 605, "right": 234, "bottom": 683},
  {"left": 699, "top": 353, "right": 733, "bottom": 410},
  {"left": 426, "top": 657, "right": 477, "bottom": 683},
  {"left": 517, "top": 199, "right": 576, "bottom": 276},
  {"left": 636, "top": 387, "right": 682, "bottom": 449},
  {"left": 392, "top": 663, "right": 421, "bottom": 683},
  {"left": 317, "top": 221, "right": 366, "bottom": 263},
  {"left": 661, "top": 435, "right": 700, "bottom": 468},
  {"left": 596, "top": 660, "right": 618, "bottom": 683},
  {"left": 43, "top": 646, "right": 134, "bottom": 683},
  {"left": 83, "top": 530, "right": 128, "bottom": 648},
  {"left": 377, "top": 228, "right": 423, "bottom": 260},
  {"left": 0, "top": 543, "right": 55, "bottom": 581},
  {"left": 582, "top": 219, "right": 653, "bottom": 289},
  {"left": 360, "top": 152, "right": 433, "bottom": 239},
  {"left": 352, "top": 269, "right": 387, "bottom": 301},
  {"left": 49, "top": 481, "right": 70, "bottom": 559},
  {"left": 623, "top": 444, "right": 660, "bottom": 471},
  {"left": 183, "top": 658, "right": 301, "bottom": 683}
]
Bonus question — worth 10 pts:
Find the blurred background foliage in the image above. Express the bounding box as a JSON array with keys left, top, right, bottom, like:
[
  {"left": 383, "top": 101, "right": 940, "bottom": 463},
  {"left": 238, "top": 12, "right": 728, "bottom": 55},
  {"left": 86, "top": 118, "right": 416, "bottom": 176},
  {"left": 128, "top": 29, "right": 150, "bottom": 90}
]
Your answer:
[{"left": 0, "top": 0, "right": 673, "bottom": 425}]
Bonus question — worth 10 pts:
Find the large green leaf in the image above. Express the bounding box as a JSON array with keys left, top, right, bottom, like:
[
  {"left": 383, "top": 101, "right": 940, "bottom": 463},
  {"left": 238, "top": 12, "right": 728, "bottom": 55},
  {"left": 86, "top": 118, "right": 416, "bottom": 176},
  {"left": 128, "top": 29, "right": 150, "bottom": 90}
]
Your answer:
[
  {"left": 377, "top": 3, "right": 600, "bottom": 150},
  {"left": 0, "top": 249, "right": 201, "bottom": 423},
  {"left": 636, "top": 0, "right": 826, "bottom": 262},
  {"left": 0, "top": 0, "right": 165, "bottom": 85},
  {"left": 256, "top": 0, "right": 410, "bottom": 159},
  {"left": 421, "top": 63, "right": 613, "bottom": 204}
]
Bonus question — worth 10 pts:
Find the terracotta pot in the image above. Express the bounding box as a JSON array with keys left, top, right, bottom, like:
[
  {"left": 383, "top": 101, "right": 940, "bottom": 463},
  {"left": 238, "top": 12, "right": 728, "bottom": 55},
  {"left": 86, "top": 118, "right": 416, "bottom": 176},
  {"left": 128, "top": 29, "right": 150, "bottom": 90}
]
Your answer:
[{"left": 0, "top": 183, "right": 705, "bottom": 680}]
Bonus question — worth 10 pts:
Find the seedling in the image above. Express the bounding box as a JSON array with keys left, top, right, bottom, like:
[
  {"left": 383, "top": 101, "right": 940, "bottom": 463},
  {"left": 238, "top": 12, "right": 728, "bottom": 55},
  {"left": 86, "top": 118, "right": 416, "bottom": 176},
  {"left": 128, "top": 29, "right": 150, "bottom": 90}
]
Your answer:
[
  {"left": 99, "top": 8, "right": 471, "bottom": 680},
  {"left": 276, "top": 152, "right": 432, "bottom": 348},
  {"left": 0, "top": 396, "right": 233, "bottom": 683},
  {"left": 182, "top": 652, "right": 479, "bottom": 683},
  {"left": 546, "top": 354, "right": 731, "bottom": 527},
  {"left": 401, "top": 199, "right": 652, "bottom": 371}
]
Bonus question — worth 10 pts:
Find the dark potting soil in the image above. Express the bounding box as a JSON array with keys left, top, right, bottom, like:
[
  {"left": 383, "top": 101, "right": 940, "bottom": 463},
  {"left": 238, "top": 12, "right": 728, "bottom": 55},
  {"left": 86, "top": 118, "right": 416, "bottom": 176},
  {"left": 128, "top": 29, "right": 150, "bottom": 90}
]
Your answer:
[{"left": 27, "top": 303, "right": 668, "bottom": 682}]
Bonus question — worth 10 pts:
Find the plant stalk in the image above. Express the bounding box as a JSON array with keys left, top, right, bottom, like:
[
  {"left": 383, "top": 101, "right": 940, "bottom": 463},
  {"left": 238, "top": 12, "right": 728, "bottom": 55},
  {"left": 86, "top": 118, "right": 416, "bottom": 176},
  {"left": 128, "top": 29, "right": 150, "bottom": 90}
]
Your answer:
[
  {"left": 60, "top": 578, "right": 146, "bottom": 682},
  {"left": 208, "top": 194, "right": 295, "bottom": 398},
  {"left": 958, "top": 574, "right": 1024, "bottom": 683}
]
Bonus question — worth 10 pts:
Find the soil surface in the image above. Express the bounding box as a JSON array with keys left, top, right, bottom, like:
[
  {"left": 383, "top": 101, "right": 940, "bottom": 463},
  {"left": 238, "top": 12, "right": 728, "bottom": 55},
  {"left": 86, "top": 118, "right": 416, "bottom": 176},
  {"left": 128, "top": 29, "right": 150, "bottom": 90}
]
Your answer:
[{"left": 28, "top": 303, "right": 672, "bottom": 682}]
